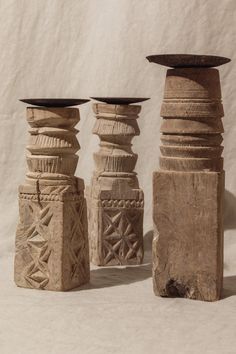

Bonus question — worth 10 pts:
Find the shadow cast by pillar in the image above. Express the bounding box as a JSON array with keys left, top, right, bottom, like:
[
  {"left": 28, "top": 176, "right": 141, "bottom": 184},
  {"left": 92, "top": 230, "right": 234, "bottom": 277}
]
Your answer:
[
  {"left": 143, "top": 229, "right": 154, "bottom": 252},
  {"left": 222, "top": 275, "right": 236, "bottom": 299},
  {"left": 224, "top": 190, "right": 236, "bottom": 231},
  {"left": 73, "top": 263, "right": 152, "bottom": 291},
  {"left": 72, "top": 230, "right": 154, "bottom": 291}
]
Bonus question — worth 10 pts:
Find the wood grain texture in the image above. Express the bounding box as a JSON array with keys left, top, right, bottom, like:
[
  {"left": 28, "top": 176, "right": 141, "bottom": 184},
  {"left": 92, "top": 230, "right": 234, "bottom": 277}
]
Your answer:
[{"left": 153, "top": 171, "right": 224, "bottom": 301}]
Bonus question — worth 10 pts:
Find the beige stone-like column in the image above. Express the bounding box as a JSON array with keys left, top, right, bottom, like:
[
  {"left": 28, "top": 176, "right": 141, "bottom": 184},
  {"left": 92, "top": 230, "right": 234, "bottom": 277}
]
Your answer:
[
  {"left": 147, "top": 54, "right": 230, "bottom": 301},
  {"left": 15, "top": 106, "right": 90, "bottom": 291},
  {"left": 87, "top": 102, "right": 144, "bottom": 266}
]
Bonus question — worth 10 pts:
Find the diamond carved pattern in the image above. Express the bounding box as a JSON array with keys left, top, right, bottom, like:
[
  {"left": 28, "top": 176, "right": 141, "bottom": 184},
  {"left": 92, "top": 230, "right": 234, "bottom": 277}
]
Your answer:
[
  {"left": 102, "top": 208, "right": 142, "bottom": 265},
  {"left": 23, "top": 204, "right": 52, "bottom": 289},
  {"left": 68, "top": 202, "right": 87, "bottom": 282}
]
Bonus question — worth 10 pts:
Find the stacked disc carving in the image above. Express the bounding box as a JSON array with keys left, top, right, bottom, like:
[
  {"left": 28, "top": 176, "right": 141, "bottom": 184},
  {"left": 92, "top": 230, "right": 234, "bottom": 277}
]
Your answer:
[
  {"left": 26, "top": 107, "right": 80, "bottom": 178},
  {"left": 92, "top": 103, "right": 140, "bottom": 176},
  {"left": 159, "top": 68, "right": 224, "bottom": 172}
]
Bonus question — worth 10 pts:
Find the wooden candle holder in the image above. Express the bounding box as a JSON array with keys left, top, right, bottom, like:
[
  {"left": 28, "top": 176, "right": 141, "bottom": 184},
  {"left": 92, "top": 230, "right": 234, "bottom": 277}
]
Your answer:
[
  {"left": 15, "top": 101, "right": 90, "bottom": 291},
  {"left": 147, "top": 54, "right": 230, "bottom": 301},
  {"left": 87, "top": 98, "right": 148, "bottom": 266}
]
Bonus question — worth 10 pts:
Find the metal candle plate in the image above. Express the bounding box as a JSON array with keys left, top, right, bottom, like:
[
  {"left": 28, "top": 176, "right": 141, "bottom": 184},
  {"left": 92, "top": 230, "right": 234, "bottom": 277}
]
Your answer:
[
  {"left": 146, "top": 54, "right": 231, "bottom": 68},
  {"left": 20, "top": 98, "right": 90, "bottom": 107},
  {"left": 91, "top": 97, "right": 150, "bottom": 105}
]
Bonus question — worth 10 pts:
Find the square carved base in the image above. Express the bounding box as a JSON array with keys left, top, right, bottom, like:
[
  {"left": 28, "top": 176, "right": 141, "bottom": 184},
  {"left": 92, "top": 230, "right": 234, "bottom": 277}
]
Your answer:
[
  {"left": 15, "top": 182, "right": 90, "bottom": 291},
  {"left": 89, "top": 197, "right": 144, "bottom": 266},
  {"left": 153, "top": 170, "right": 224, "bottom": 301}
]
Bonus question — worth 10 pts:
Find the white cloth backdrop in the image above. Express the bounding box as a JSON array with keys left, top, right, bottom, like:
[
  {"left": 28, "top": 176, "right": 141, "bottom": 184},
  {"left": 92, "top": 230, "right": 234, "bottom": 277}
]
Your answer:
[{"left": 0, "top": 0, "right": 236, "bottom": 353}]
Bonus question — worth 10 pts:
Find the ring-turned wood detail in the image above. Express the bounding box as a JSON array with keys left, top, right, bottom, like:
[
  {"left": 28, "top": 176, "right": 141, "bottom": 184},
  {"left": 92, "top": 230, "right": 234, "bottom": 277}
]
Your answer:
[{"left": 159, "top": 68, "right": 224, "bottom": 172}]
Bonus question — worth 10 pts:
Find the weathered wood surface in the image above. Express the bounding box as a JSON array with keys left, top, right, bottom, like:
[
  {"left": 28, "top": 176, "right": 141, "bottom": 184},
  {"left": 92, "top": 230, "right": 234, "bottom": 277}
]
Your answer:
[
  {"left": 15, "top": 107, "right": 90, "bottom": 291},
  {"left": 153, "top": 171, "right": 224, "bottom": 301},
  {"left": 87, "top": 103, "right": 144, "bottom": 266},
  {"left": 152, "top": 67, "right": 226, "bottom": 301}
]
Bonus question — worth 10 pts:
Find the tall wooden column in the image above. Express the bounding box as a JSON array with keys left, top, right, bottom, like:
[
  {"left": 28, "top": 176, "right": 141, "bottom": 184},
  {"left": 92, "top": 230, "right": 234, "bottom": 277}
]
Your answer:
[
  {"left": 88, "top": 99, "right": 145, "bottom": 266},
  {"left": 15, "top": 104, "right": 90, "bottom": 291},
  {"left": 147, "top": 54, "right": 230, "bottom": 301}
]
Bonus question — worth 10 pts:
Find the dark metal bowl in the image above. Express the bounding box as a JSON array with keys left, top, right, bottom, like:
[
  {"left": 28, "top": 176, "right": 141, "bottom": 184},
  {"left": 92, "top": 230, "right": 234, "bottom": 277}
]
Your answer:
[
  {"left": 19, "top": 98, "right": 90, "bottom": 107},
  {"left": 146, "top": 54, "right": 231, "bottom": 68},
  {"left": 90, "top": 97, "right": 150, "bottom": 105}
]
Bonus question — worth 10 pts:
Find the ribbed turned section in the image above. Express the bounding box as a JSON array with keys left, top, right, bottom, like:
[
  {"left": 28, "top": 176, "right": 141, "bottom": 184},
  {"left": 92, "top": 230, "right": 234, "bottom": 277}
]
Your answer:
[
  {"left": 26, "top": 107, "right": 80, "bottom": 177},
  {"left": 159, "top": 68, "right": 224, "bottom": 172},
  {"left": 92, "top": 103, "right": 140, "bottom": 175}
]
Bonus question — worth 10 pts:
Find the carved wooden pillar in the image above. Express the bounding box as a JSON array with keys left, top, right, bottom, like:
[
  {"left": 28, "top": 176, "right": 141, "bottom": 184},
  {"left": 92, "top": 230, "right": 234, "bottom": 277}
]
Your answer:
[
  {"left": 15, "top": 101, "right": 90, "bottom": 291},
  {"left": 147, "top": 54, "right": 230, "bottom": 301},
  {"left": 87, "top": 98, "right": 146, "bottom": 266}
]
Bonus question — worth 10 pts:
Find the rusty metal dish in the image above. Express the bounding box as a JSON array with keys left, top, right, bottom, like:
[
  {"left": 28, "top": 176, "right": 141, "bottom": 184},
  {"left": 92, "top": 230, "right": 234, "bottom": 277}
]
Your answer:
[
  {"left": 20, "top": 98, "right": 90, "bottom": 107},
  {"left": 91, "top": 97, "right": 150, "bottom": 105},
  {"left": 146, "top": 54, "right": 231, "bottom": 68}
]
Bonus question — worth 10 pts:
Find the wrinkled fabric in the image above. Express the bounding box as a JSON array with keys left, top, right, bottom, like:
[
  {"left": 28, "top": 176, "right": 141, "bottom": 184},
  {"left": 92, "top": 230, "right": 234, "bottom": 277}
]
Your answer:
[{"left": 0, "top": 1, "right": 236, "bottom": 353}]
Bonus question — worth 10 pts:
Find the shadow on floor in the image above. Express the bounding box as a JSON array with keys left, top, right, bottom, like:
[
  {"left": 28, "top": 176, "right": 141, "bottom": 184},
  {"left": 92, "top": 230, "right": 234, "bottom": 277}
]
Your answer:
[
  {"left": 73, "top": 263, "right": 152, "bottom": 291},
  {"left": 72, "top": 230, "right": 153, "bottom": 291},
  {"left": 222, "top": 275, "right": 236, "bottom": 299}
]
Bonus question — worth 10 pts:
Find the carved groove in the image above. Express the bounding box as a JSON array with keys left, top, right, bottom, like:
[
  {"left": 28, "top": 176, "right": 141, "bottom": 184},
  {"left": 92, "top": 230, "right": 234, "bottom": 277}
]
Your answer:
[
  {"left": 26, "top": 155, "right": 78, "bottom": 175},
  {"left": 159, "top": 68, "right": 224, "bottom": 172},
  {"left": 101, "top": 199, "right": 144, "bottom": 208},
  {"left": 26, "top": 108, "right": 80, "bottom": 176},
  {"left": 92, "top": 104, "right": 140, "bottom": 175},
  {"left": 19, "top": 193, "right": 83, "bottom": 202}
]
